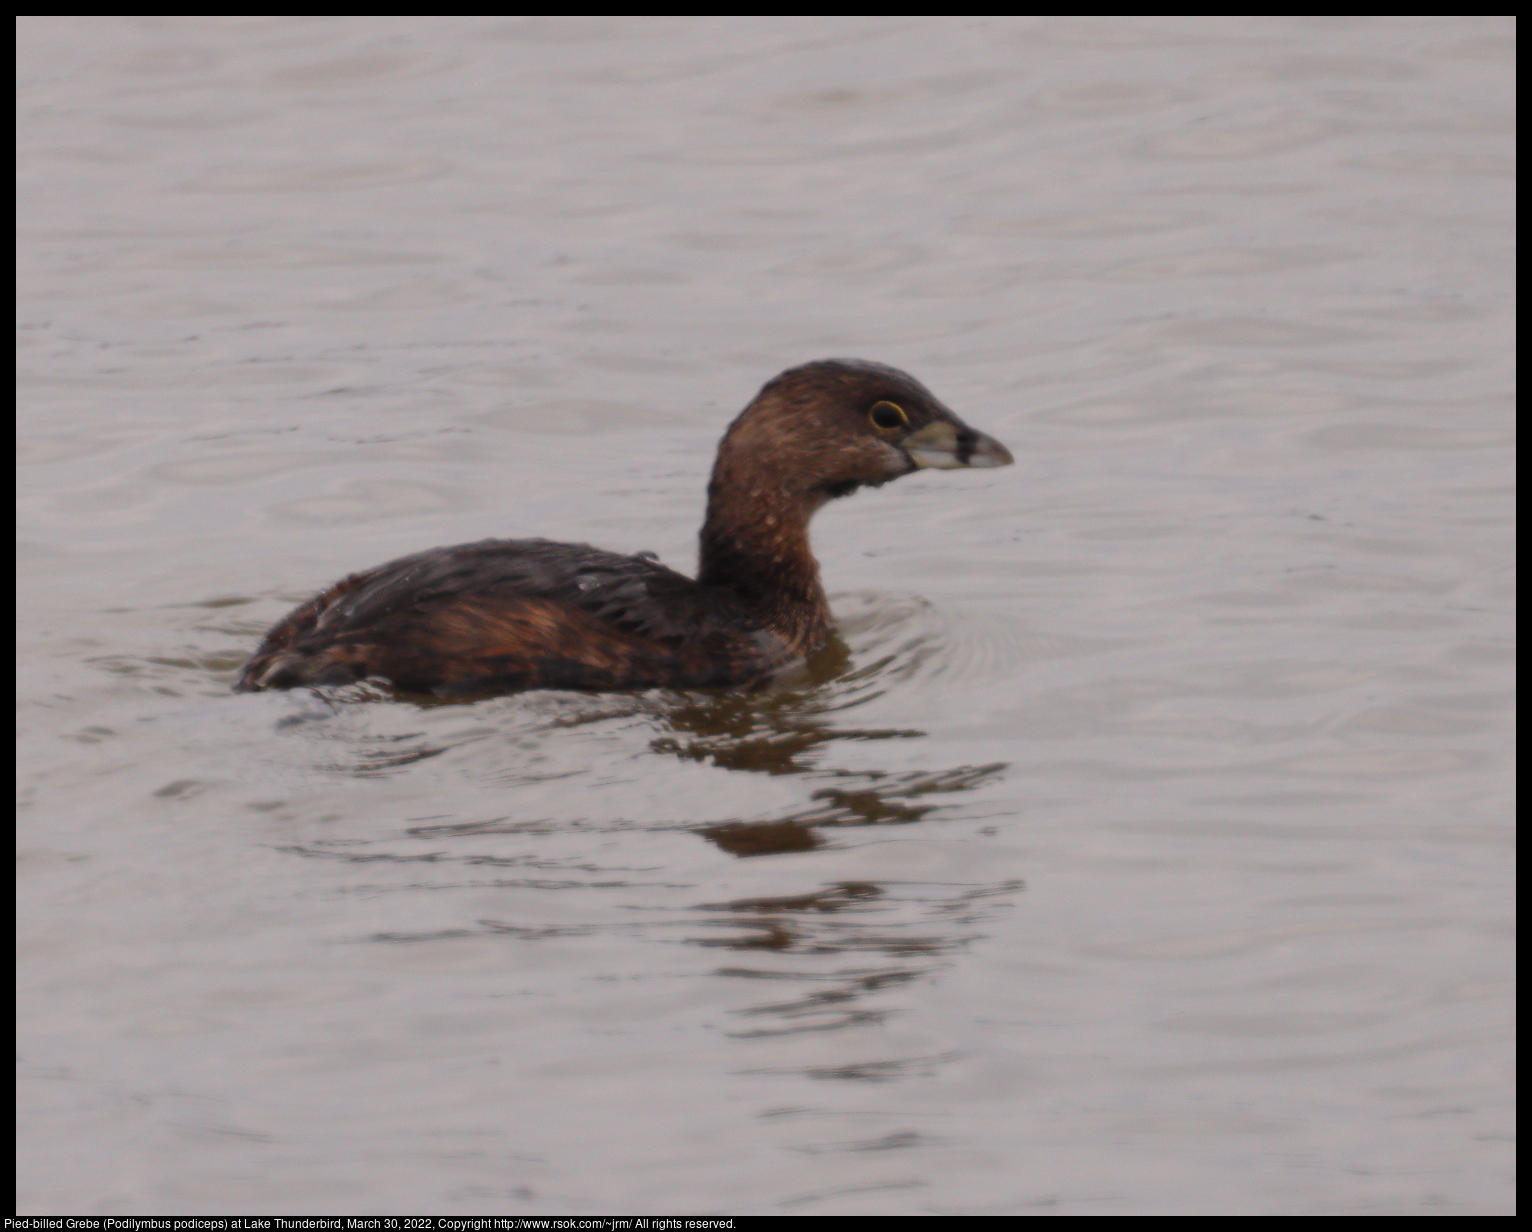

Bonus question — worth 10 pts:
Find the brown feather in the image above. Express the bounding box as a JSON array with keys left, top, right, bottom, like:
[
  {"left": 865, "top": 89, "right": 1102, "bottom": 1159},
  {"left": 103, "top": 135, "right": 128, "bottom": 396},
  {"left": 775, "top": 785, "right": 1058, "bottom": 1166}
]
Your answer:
[{"left": 235, "top": 360, "right": 1009, "bottom": 698}]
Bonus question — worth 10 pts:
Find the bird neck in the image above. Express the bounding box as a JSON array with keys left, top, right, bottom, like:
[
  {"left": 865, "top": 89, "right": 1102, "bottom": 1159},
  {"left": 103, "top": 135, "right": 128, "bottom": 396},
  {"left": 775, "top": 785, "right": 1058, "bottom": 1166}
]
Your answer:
[{"left": 697, "top": 462, "right": 831, "bottom": 653}]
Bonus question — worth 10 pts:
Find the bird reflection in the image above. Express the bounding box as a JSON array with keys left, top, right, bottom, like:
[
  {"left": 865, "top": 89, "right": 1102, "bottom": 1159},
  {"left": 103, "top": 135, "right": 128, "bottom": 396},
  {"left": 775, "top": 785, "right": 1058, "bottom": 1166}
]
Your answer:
[
  {"left": 692, "top": 879, "right": 1021, "bottom": 1040},
  {"left": 268, "top": 617, "right": 1019, "bottom": 1049},
  {"left": 633, "top": 634, "right": 1018, "bottom": 1043},
  {"left": 643, "top": 635, "right": 1007, "bottom": 856}
]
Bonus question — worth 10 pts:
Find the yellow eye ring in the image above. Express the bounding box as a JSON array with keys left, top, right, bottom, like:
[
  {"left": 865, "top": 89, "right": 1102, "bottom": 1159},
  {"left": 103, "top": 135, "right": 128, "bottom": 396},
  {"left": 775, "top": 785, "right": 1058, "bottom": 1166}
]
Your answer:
[{"left": 869, "top": 401, "right": 908, "bottom": 430}]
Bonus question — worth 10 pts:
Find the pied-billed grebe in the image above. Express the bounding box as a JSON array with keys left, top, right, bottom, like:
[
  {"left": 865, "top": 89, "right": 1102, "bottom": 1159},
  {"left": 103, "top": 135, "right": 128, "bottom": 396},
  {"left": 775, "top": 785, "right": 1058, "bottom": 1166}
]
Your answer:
[{"left": 236, "top": 359, "right": 1012, "bottom": 697}]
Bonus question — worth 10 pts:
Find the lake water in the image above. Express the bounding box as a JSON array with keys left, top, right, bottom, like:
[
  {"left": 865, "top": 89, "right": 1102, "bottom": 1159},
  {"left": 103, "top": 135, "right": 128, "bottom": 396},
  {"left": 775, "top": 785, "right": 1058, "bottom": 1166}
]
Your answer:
[{"left": 16, "top": 16, "right": 1514, "bottom": 1216}]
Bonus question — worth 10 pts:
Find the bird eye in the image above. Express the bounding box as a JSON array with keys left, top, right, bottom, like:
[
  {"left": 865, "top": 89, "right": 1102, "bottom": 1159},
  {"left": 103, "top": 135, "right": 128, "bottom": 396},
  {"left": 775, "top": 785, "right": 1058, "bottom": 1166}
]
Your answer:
[{"left": 869, "top": 402, "right": 908, "bottom": 430}]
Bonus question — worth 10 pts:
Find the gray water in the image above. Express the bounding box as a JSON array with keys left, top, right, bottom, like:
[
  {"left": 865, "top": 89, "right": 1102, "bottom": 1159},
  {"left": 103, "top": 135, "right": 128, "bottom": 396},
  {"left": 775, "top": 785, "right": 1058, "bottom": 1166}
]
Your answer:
[{"left": 16, "top": 16, "right": 1514, "bottom": 1216}]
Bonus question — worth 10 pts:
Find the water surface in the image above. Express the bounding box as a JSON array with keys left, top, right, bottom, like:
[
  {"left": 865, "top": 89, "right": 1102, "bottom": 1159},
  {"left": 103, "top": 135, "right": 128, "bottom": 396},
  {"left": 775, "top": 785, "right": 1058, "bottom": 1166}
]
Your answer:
[{"left": 17, "top": 16, "right": 1514, "bottom": 1215}]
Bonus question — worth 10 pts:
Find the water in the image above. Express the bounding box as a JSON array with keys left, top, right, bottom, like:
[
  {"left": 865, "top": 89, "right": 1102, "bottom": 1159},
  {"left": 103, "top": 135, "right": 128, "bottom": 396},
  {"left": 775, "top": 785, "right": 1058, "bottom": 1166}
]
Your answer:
[{"left": 17, "top": 16, "right": 1514, "bottom": 1215}]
